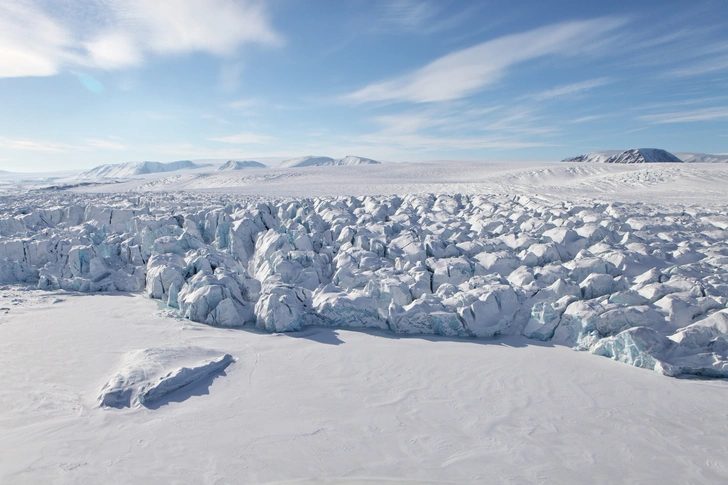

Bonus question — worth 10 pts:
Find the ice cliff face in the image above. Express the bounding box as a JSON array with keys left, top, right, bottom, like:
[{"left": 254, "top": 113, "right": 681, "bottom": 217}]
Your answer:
[
  {"left": 77, "top": 160, "right": 203, "bottom": 180},
  {"left": 2, "top": 190, "right": 728, "bottom": 378},
  {"left": 563, "top": 149, "right": 683, "bottom": 164}
]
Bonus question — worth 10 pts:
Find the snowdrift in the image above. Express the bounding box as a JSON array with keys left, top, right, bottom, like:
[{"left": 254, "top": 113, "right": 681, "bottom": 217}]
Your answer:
[
  {"left": 2, "top": 190, "right": 728, "bottom": 378},
  {"left": 98, "top": 346, "right": 234, "bottom": 408}
]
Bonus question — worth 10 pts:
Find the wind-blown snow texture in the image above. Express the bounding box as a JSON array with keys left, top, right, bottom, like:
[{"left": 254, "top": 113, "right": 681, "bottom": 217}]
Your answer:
[
  {"left": 2, "top": 190, "right": 728, "bottom": 378},
  {"left": 563, "top": 148, "right": 683, "bottom": 164}
]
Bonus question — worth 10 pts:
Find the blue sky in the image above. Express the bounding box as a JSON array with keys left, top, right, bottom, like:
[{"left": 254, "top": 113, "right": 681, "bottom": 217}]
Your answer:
[{"left": 0, "top": 0, "right": 727, "bottom": 171}]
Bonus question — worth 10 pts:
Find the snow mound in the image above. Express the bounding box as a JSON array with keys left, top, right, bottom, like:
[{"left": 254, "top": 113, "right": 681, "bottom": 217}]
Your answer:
[
  {"left": 98, "top": 346, "right": 234, "bottom": 408},
  {"left": 677, "top": 152, "right": 728, "bottom": 163},
  {"left": 78, "top": 160, "right": 204, "bottom": 180},
  {"left": 278, "top": 155, "right": 380, "bottom": 168},
  {"left": 217, "top": 160, "right": 266, "bottom": 171},
  {"left": 563, "top": 148, "right": 683, "bottom": 164}
]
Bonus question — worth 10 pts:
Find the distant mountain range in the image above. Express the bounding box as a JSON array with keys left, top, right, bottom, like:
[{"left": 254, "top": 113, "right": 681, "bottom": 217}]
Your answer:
[
  {"left": 563, "top": 148, "right": 728, "bottom": 164},
  {"left": 277, "top": 156, "right": 380, "bottom": 168},
  {"left": 562, "top": 148, "right": 683, "bottom": 164},
  {"left": 217, "top": 160, "right": 266, "bottom": 171},
  {"left": 58, "top": 150, "right": 728, "bottom": 183},
  {"left": 675, "top": 152, "right": 728, "bottom": 163},
  {"left": 71, "top": 155, "right": 381, "bottom": 180},
  {"left": 77, "top": 160, "right": 205, "bottom": 179}
]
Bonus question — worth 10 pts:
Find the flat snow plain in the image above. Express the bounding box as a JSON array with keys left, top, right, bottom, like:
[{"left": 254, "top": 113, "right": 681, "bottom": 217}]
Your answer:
[
  {"left": 72, "top": 160, "right": 728, "bottom": 206},
  {"left": 1, "top": 161, "right": 728, "bottom": 484},
  {"left": 2, "top": 291, "right": 727, "bottom": 484}
]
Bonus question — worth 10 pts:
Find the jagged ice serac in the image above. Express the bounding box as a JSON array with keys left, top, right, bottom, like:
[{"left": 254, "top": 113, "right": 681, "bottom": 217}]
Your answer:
[{"left": 1, "top": 188, "right": 727, "bottom": 378}]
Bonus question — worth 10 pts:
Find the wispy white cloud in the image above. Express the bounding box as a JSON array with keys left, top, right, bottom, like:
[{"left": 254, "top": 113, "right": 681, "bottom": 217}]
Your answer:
[
  {"left": 355, "top": 132, "right": 555, "bottom": 152},
  {"left": 0, "top": 136, "right": 80, "bottom": 152},
  {"left": 0, "top": 136, "right": 130, "bottom": 152},
  {"left": 345, "top": 18, "right": 627, "bottom": 104},
  {"left": 0, "top": 3, "right": 77, "bottom": 77},
  {"left": 528, "top": 78, "right": 611, "bottom": 101},
  {"left": 0, "top": 0, "right": 282, "bottom": 78},
  {"left": 666, "top": 55, "right": 728, "bottom": 77},
  {"left": 567, "top": 115, "right": 610, "bottom": 124},
  {"left": 218, "top": 62, "right": 245, "bottom": 93},
  {"left": 226, "top": 98, "right": 262, "bottom": 111},
  {"left": 357, "top": 102, "right": 557, "bottom": 154},
  {"left": 83, "top": 138, "right": 126, "bottom": 150},
  {"left": 632, "top": 96, "right": 728, "bottom": 112},
  {"left": 640, "top": 106, "right": 728, "bottom": 124},
  {"left": 209, "top": 132, "right": 273, "bottom": 144},
  {"left": 374, "top": 0, "right": 482, "bottom": 36},
  {"left": 379, "top": 0, "right": 438, "bottom": 31}
]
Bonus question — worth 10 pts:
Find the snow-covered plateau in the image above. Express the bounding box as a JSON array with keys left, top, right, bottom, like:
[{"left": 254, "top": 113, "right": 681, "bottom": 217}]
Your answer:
[{"left": 1, "top": 160, "right": 728, "bottom": 484}]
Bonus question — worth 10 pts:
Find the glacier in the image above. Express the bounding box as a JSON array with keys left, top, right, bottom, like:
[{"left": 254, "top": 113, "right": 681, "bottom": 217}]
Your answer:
[{"left": 2, "top": 189, "right": 728, "bottom": 378}]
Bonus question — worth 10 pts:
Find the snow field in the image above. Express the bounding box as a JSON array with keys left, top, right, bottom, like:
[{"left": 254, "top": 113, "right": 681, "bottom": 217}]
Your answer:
[{"left": 0, "top": 292, "right": 727, "bottom": 484}]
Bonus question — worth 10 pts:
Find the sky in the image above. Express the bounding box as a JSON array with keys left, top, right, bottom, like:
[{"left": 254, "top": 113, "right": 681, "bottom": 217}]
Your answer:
[{"left": 0, "top": 0, "right": 727, "bottom": 172}]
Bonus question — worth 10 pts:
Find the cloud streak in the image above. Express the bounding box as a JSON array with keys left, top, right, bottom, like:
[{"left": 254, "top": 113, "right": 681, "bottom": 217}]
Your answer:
[
  {"left": 209, "top": 132, "right": 273, "bottom": 144},
  {"left": 0, "top": 0, "right": 281, "bottom": 78},
  {"left": 529, "top": 78, "right": 611, "bottom": 101},
  {"left": 345, "top": 18, "right": 627, "bottom": 104},
  {"left": 0, "top": 136, "right": 81, "bottom": 153},
  {"left": 640, "top": 107, "right": 728, "bottom": 124}
]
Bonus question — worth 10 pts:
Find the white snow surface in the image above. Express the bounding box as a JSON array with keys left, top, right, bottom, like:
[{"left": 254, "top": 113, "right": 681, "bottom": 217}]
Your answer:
[
  {"left": 0, "top": 291, "right": 727, "bottom": 484},
  {"left": 2, "top": 161, "right": 728, "bottom": 482},
  {"left": 562, "top": 148, "right": 683, "bottom": 164},
  {"left": 39, "top": 161, "right": 728, "bottom": 206}
]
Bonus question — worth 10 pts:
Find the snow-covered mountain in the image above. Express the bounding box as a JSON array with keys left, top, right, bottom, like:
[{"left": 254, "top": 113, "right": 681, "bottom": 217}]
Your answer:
[
  {"left": 277, "top": 156, "right": 335, "bottom": 168},
  {"left": 77, "top": 160, "right": 205, "bottom": 180},
  {"left": 278, "top": 155, "right": 380, "bottom": 168},
  {"left": 562, "top": 148, "right": 683, "bottom": 164},
  {"left": 676, "top": 152, "right": 728, "bottom": 163},
  {"left": 333, "top": 155, "right": 381, "bottom": 166},
  {"left": 217, "top": 160, "right": 266, "bottom": 171}
]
